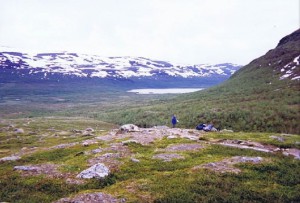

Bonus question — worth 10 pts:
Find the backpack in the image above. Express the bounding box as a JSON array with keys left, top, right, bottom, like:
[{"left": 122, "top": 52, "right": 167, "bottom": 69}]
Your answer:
[{"left": 196, "top": 123, "right": 206, "bottom": 130}]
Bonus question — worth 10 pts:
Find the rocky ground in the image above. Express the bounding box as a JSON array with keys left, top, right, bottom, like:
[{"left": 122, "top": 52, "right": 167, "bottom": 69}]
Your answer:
[{"left": 0, "top": 121, "right": 299, "bottom": 202}]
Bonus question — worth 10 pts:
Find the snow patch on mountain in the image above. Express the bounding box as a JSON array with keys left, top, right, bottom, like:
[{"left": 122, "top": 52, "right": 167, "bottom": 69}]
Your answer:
[
  {"left": 0, "top": 50, "right": 241, "bottom": 79},
  {"left": 280, "top": 55, "right": 300, "bottom": 80}
]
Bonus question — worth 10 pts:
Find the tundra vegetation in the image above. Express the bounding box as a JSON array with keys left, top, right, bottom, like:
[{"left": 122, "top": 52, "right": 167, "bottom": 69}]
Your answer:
[
  {"left": 0, "top": 29, "right": 299, "bottom": 203},
  {"left": 0, "top": 116, "right": 299, "bottom": 202}
]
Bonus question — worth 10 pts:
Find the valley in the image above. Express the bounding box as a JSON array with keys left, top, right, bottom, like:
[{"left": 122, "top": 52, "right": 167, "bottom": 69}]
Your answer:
[{"left": 0, "top": 29, "right": 299, "bottom": 202}]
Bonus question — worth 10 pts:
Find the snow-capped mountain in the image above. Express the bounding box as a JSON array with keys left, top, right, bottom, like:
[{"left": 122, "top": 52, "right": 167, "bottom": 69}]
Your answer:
[
  {"left": 0, "top": 49, "right": 242, "bottom": 88},
  {"left": 0, "top": 50, "right": 240, "bottom": 78}
]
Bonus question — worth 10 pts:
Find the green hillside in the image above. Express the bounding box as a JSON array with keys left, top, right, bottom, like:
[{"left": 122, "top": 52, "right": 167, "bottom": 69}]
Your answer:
[{"left": 103, "top": 29, "right": 300, "bottom": 134}]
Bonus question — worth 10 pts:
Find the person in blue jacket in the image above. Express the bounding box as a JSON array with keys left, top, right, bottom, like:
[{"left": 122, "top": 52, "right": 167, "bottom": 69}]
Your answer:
[{"left": 171, "top": 114, "right": 178, "bottom": 128}]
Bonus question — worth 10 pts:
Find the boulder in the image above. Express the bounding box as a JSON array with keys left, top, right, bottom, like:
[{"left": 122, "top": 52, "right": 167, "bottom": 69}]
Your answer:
[
  {"left": 119, "top": 124, "right": 139, "bottom": 133},
  {"left": 85, "top": 127, "right": 95, "bottom": 132},
  {"left": 82, "top": 131, "right": 94, "bottom": 136},
  {"left": 76, "top": 163, "right": 110, "bottom": 179},
  {"left": 14, "top": 128, "right": 25, "bottom": 134}
]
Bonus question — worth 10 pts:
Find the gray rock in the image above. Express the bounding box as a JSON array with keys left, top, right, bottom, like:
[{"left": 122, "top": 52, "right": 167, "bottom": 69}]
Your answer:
[
  {"left": 77, "top": 163, "right": 110, "bottom": 179},
  {"left": 152, "top": 153, "right": 185, "bottom": 162},
  {"left": 282, "top": 148, "right": 300, "bottom": 160},
  {"left": 14, "top": 165, "right": 39, "bottom": 171},
  {"left": 82, "top": 140, "right": 98, "bottom": 146},
  {"left": 72, "top": 129, "right": 83, "bottom": 133},
  {"left": 82, "top": 131, "right": 94, "bottom": 136},
  {"left": 54, "top": 192, "right": 126, "bottom": 203},
  {"left": 0, "top": 155, "right": 21, "bottom": 162},
  {"left": 270, "top": 135, "right": 285, "bottom": 142},
  {"left": 220, "top": 129, "right": 234, "bottom": 133},
  {"left": 154, "top": 126, "right": 169, "bottom": 129},
  {"left": 85, "top": 128, "right": 95, "bottom": 132},
  {"left": 122, "top": 139, "right": 139, "bottom": 145},
  {"left": 231, "top": 156, "right": 263, "bottom": 163},
  {"left": 14, "top": 128, "right": 24, "bottom": 134},
  {"left": 167, "top": 135, "right": 178, "bottom": 139},
  {"left": 119, "top": 124, "right": 139, "bottom": 133},
  {"left": 130, "top": 157, "right": 140, "bottom": 163},
  {"left": 165, "top": 143, "right": 204, "bottom": 152},
  {"left": 91, "top": 148, "right": 103, "bottom": 154}
]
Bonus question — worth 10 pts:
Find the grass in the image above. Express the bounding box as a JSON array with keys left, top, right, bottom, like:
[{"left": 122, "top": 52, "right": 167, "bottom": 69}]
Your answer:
[{"left": 0, "top": 118, "right": 299, "bottom": 202}]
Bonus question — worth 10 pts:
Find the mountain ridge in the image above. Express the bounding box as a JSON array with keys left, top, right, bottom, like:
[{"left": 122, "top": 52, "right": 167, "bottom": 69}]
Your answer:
[{"left": 0, "top": 49, "right": 241, "bottom": 88}]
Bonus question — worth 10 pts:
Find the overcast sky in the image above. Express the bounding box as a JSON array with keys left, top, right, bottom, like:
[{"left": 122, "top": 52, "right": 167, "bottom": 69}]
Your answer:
[{"left": 0, "top": 0, "right": 299, "bottom": 65}]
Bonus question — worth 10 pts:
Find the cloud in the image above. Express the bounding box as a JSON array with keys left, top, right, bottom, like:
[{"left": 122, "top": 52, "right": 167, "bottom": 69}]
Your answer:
[{"left": 0, "top": 0, "right": 299, "bottom": 64}]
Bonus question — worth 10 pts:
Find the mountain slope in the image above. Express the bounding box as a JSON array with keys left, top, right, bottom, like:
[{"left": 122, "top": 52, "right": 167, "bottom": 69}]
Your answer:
[
  {"left": 103, "top": 29, "right": 300, "bottom": 133},
  {"left": 0, "top": 50, "right": 241, "bottom": 88}
]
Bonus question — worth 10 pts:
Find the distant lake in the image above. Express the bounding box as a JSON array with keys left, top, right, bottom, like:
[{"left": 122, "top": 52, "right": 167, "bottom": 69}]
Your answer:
[{"left": 127, "top": 88, "right": 204, "bottom": 94}]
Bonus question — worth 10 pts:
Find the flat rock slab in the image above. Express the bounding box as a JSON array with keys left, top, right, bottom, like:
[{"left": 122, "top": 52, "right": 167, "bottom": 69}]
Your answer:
[
  {"left": 14, "top": 164, "right": 62, "bottom": 177},
  {"left": 50, "top": 142, "right": 79, "bottom": 149},
  {"left": 217, "top": 139, "right": 300, "bottom": 159},
  {"left": 193, "top": 156, "right": 263, "bottom": 174},
  {"left": 14, "top": 163, "right": 85, "bottom": 184},
  {"left": 218, "top": 139, "right": 276, "bottom": 153},
  {"left": 153, "top": 153, "right": 185, "bottom": 162},
  {"left": 54, "top": 192, "right": 126, "bottom": 203},
  {"left": 165, "top": 143, "right": 204, "bottom": 152},
  {"left": 282, "top": 148, "right": 300, "bottom": 159},
  {"left": 96, "top": 126, "right": 203, "bottom": 145},
  {"left": 0, "top": 155, "right": 21, "bottom": 162}
]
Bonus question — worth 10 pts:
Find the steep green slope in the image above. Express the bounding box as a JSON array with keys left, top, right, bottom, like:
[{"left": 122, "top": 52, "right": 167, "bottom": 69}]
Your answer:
[{"left": 103, "top": 29, "right": 300, "bottom": 134}]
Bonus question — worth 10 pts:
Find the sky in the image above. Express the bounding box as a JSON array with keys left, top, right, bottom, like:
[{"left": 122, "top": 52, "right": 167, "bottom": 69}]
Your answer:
[{"left": 0, "top": 0, "right": 299, "bottom": 65}]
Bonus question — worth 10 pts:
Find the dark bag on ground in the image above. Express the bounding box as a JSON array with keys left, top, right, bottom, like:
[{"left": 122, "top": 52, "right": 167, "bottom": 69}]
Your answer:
[{"left": 196, "top": 123, "right": 206, "bottom": 130}]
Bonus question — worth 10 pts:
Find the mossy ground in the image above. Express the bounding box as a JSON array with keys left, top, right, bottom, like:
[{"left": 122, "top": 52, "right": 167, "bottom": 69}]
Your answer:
[{"left": 0, "top": 118, "right": 299, "bottom": 202}]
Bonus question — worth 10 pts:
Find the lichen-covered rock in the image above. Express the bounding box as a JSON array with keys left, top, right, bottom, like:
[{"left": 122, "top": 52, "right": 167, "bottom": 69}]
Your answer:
[
  {"left": 153, "top": 153, "right": 185, "bottom": 162},
  {"left": 0, "top": 155, "right": 21, "bottom": 162},
  {"left": 282, "top": 148, "right": 300, "bottom": 159},
  {"left": 193, "top": 156, "right": 264, "bottom": 174},
  {"left": 54, "top": 192, "right": 126, "bottom": 203},
  {"left": 76, "top": 163, "right": 110, "bottom": 179},
  {"left": 14, "top": 165, "right": 39, "bottom": 171},
  {"left": 165, "top": 143, "right": 204, "bottom": 152}
]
